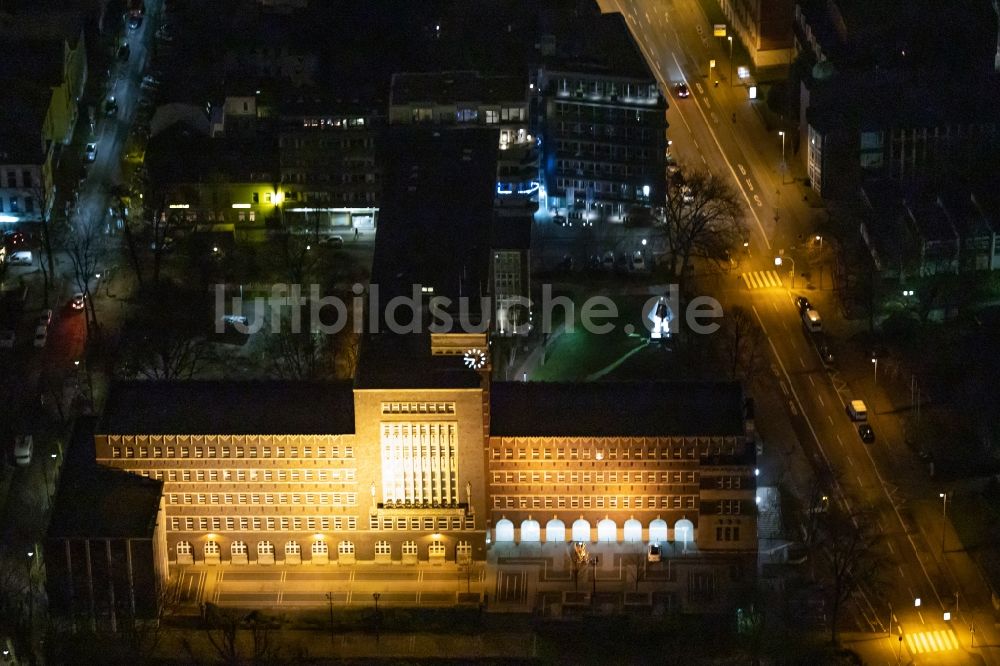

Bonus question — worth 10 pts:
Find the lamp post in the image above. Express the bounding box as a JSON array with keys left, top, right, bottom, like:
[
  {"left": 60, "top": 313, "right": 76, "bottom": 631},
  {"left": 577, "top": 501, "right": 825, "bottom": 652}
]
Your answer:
[
  {"left": 872, "top": 356, "right": 879, "bottom": 390},
  {"left": 325, "top": 592, "right": 335, "bottom": 641},
  {"left": 728, "top": 36, "right": 733, "bottom": 87},
  {"left": 939, "top": 492, "right": 949, "bottom": 553},
  {"left": 775, "top": 255, "right": 795, "bottom": 288},
  {"left": 372, "top": 592, "right": 381, "bottom": 640},
  {"left": 778, "top": 131, "right": 787, "bottom": 183}
]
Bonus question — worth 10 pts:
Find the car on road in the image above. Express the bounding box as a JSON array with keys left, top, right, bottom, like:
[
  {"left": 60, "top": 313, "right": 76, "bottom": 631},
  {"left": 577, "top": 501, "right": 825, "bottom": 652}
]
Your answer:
[
  {"left": 553, "top": 214, "right": 570, "bottom": 227},
  {"left": 601, "top": 252, "right": 615, "bottom": 271},
  {"left": 318, "top": 235, "right": 344, "bottom": 248},
  {"left": 33, "top": 326, "right": 47, "bottom": 348},
  {"left": 647, "top": 543, "right": 662, "bottom": 562},
  {"left": 70, "top": 292, "right": 86, "bottom": 311},
  {"left": 0, "top": 330, "right": 13, "bottom": 349},
  {"left": 674, "top": 82, "right": 690, "bottom": 98},
  {"left": 3, "top": 230, "right": 26, "bottom": 246},
  {"left": 104, "top": 96, "right": 118, "bottom": 117},
  {"left": 795, "top": 296, "right": 812, "bottom": 313},
  {"left": 117, "top": 42, "right": 130, "bottom": 61},
  {"left": 14, "top": 435, "right": 33, "bottom": 466},
  {"left": 36, "top": 310, "right": 52, "bottom": 328},
  {"left": 85, "top": 142, "right": 97, "bottom": 162},
  {"left": 858, "top": 423, "right": 876, "bottom": 443},
  {"left": 846, "top": 399, "right": 868, "bottom": 421}
]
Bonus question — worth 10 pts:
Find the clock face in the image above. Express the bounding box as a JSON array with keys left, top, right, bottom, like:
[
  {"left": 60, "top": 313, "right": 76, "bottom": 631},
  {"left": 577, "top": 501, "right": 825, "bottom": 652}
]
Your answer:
[{"left": 463, "top": 348, "right": 488, "bottom": 370}]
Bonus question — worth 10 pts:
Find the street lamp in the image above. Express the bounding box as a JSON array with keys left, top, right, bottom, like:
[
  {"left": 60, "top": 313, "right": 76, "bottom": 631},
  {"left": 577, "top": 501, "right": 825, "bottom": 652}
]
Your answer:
[
  {"left": 728, "top": 36, "right": 733, "bottom": 87},
  {"left": 778, "top": 131, "right": 787, "bottom": 183},
  {"left": 939, "top": 492, "right": 950, "bottom": 553},
  {"left": 775, "top": 255, "right": 795, "bottom": 288},
  {"left": 872, "top": 356, "right": 878, "bottom": 389}
]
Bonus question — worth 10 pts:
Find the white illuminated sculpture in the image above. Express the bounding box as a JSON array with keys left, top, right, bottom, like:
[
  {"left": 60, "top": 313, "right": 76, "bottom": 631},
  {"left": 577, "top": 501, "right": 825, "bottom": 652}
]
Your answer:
[{"left": 648, "top": 296, "right": 673, "bottom": 339}]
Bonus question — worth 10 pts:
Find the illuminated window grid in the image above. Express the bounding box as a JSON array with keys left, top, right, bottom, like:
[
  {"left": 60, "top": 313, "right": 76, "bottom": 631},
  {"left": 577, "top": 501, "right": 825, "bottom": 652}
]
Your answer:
[{"left": 380, "top": 422, "right": 458, "bottom": 505}]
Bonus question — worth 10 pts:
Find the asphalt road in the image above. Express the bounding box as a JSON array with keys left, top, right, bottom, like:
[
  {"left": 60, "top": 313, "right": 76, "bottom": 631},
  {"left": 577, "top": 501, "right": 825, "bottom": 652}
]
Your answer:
[{"left": 603, "top": 0, "right": 999, "bottom": 662}]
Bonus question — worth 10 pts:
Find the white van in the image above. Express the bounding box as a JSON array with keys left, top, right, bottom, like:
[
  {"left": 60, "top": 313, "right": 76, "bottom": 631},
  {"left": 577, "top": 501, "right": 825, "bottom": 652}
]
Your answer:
[
  {"left": 846, "top": 400, "right": 868, "bottom": 421},
  {"left": 802, "top": 308, "right": 822, "bottom": 332}
]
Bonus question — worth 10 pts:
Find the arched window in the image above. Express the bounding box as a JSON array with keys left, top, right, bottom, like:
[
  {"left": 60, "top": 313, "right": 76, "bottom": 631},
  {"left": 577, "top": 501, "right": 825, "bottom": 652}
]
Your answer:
[
  {"left": 649, "top": 518, "right": 668, "bottom": 543},
  {"left": 402, "top": 541, "right": 418, "bottom": 555},
  {"left": 495, "top": 518, "right": 515, "bottom": 542},
  {"left": 176, "top": 541, "right": 192, "bottom": 555},
  {"left": 674, "top": 518, "right": 694, "bottom": 545},
  {"left": 338, "top": 540, "right": 355, "bottom": 555},
  {"left": 520, "top": 518, "right": 540, "bottom": 542},
  {"left": 375, "top": 540, "right": 391, "bottom": 556},
  {"left": 257, "top": 541, "right": 275, "bottom": 556},
  {"left": 428, "top": 542, "right": 446, "bottom": 559},
  {"left": 545, "top": 518, "right": 566, "bottom": 543},
  {"left": 311, "top": 540, "right": 328, "bottom": 555},
  {"left": 231, "top": 540, "right": 247, "bottom": 555},
  {"left": 456, "top": 540, "right": 472, "bottom": 564},
  {"left": 623, "top": 518, "right": 643, "bottom": 542},
  {"left": 597, "top": 518, "right": 617, "bottom": 543},
  {"left": 204, "top": 541, "right": 220, "bottom": 556},
  {"left": 571, "top": 518, "right": 591, "bottom": 542},
  {"left": 285, "top": 541, "right": 301, "bottom": 555}
]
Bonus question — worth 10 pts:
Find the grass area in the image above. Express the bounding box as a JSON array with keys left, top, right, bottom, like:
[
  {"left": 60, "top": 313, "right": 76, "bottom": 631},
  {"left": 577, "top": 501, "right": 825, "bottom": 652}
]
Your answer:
[{"left": 532, "top": 326, "right": 644, "bottom": 381}]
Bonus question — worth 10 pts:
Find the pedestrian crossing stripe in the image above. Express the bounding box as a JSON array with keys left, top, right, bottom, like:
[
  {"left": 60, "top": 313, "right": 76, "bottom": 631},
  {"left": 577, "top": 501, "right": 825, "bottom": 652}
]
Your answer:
[
  {"left": 905, "top": 629, "right": 960, "bottom": 653},
  {"left": 741, "top": 270, "right": 783, "bottom": 289}
]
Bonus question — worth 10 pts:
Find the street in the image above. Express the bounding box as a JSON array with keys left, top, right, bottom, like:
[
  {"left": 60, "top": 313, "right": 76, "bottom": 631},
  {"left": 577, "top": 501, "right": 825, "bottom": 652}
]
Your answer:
[{"left": 604, "top": 0, "right": 1000, "bottom": 662}]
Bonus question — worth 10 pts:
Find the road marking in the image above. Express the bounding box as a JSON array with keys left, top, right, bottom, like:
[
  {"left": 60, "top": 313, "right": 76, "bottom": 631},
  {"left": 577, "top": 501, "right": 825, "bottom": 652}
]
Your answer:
[
  {"left": 917, "top": 611, "right": 924, "bottom": 624},
  {"left": 887, "top": 541, "right": 894, "bottom": 553},
  {"left": 668, "top": 51, "right": 771, "bottom": 249},
  {"left": 738, "top": 164, "right": 747, "bottom": 176},
  {"left": 808, "top": 375, "right": 815, "bottom": 386},
  {"left": 857, "top": 474, "right": 864, "bottom": 486},
  {"left": 799, "top": 355, "right": 806, "bottom": 368},
  {"left": 779, "top": 380, "right": 789, "bottom": 396},
  {"left": 848, "top": 455, "right": 855, "bottom": 467},
  {"left": 817, "top": 393, "right": 825, "bottom": 406},
  {"left": 836, "top": 434, "right": 843, "bottom": 445},
  {"left": 827, "top": 415, "right": 834, "bottom": 424},
  {"left": 740, "top": 270, "right": 783, "bottom": 289},
  {"left": 695, "top": 82, "right": 704, "bottom": 95},
  {"left": 753, "top": 194, "right": 763, "bottom": 207},
  {"left": 745, "top": 178, "right": 754, "bottom": 191},
  {"left": 700, "top": 154, "right": 707, "bottom": 164}
]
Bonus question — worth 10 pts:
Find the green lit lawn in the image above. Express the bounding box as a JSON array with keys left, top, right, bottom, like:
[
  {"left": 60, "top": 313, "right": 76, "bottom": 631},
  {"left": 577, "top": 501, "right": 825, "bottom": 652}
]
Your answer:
[{"left": 531, "top": 326, "right": 645, "bottom": 381}]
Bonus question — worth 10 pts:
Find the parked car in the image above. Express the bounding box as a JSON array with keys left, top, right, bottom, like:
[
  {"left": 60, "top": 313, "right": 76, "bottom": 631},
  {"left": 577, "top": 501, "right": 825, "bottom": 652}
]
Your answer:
[
  {"left": 0, "top": 330, "right": 14, "bottom": 349},
  {"left": 795, "top": 296, "right": 812, "bottom": 313},
  {"left": 36, "top": 310, "right": 52, "bottom": 328},
  {"left": 319, "top": 235, "right": 344, "bottom": 248},
  {"left": 104, "top": 96, "right": 118, "bottom": 117},
  {"left": 601, "top": 252, "right": 615, "bottom": 271},
  {"left": 70, "top": 292, "right": 86, "bottom": 311},
  {"left": 630, "top": 251, "right": 646, "bottom": 272},
  {"left": 85, "top": 142, "right": 97, "bottom": 162},
  {"left": 14, "top": 435, "right": 33, "bottom": 466},
  {"left": 647, "top": 543, "right": 662, "bottom": 562},
  {"left": 553, "top": 214, "right": 570, "bottom": 227},
  {"left": 33, "top": 326, "right": 47, "bottom": 348},
  {"left": 117, "top": 42, "right": 130, "bottom": 62}
]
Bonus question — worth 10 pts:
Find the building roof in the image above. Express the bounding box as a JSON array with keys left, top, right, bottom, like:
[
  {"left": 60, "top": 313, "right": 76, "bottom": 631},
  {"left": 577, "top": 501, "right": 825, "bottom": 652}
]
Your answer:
[
  {"left": 145, "top": 124, "right": 277, "bottom": 184},
  {"left": 355, "top": 334, "right": 483, "bottom": 390},
  {"left": 537, "top": 3, "right": 655, "bottom": 81},
  {"left": 492, "top": 209, "right": 532, "bottom": 250},
  {"left": 48, "top": 417, "right": 163, "bottom": 539},
  {"left": 100, "top": 381, "right": 356, "bottom": 435},
  {"left": 489, "top": 381, "right": 746, "bottom": 437},
  {"left": 48, "top": 465, "right": 163, "bottom": 539},
  {"left": 390, "top": 71, "right": 525, "bottom": 106},
  {"left": 372, "top": 127, "right": 498, "bottom": 323}
]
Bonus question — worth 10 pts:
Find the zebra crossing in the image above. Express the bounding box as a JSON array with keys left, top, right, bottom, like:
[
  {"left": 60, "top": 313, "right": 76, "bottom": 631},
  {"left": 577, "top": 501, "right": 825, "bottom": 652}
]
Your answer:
[{"left": 741, "top": 270, "right": 783, "bottom": 290}]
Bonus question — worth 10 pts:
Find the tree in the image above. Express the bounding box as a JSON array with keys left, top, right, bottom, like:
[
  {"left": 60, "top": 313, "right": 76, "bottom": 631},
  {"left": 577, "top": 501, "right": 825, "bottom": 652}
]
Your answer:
[
  {"left": 259, "top": 305, "right": 335, "bottom": 380},
  {"left": 655, "top": 170, "right": 745, "bottom": 283},
  {"left": 814, "top": 503, "right": 886, "bottom": 645},
  {"left": 28, "top": 181, "right": 59, "bottom": 308},
  {"left": 722, "top": 305, "right": 766, "bottom": 384},
  {"left": 62, "top": 213, "right": 108, "bottom": 338},
  {"left": 111, "top": 183, "right": 145, "bottom": 290},
  {"left": 118, "top": 282, "right": 215, "bottom": 380}
]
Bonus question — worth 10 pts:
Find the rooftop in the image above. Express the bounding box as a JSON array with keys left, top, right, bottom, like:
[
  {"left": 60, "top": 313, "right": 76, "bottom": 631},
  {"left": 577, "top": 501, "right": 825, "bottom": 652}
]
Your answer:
[
  {"left": 490, "top": 381, "right": 746, "bottom": 437},
  {"left": 539, "top": 2, "right": 655, "bottom": 80},
  {"left": 100, "top": 381, "right": 356, "bottom": 435},
  {"left": 48, "top": 466, "right": 163, "bottom": 539},
  {"left": 371, "top": 127, "right": 498, "bottom": 320},
  {"left": 49, "top": 418, "right": 163, "bottom": 539},
  {"left": 390, "top": 71, "right": 525, "bottom": 106},
  {"left": 355, "top": 334, "right": 484, "bottom": 390}
]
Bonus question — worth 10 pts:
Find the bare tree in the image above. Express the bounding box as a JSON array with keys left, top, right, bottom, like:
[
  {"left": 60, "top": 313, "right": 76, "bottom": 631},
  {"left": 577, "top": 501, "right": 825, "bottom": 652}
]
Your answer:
[
  {"left": 259, "top": 306, "right": 334, "bottom": 380},
  {"left": 722, "top": 305, "right": 766, "bottom": 383},
  {"left": 111, "top": 183, "right": 145, "bottom": 290},
  {"left": 28, "top": 181, "right": 59, "bottom": 308},
  {"left": 119, "top": 282, "right": 215, "bottom": 380},
  {"left": 656, "top": 170, "right": 745, "bottom": 282},
  {"left": 61, "top": 213, "right": 108, "bottom": 337},
  {"left": 815, "top": 503, "right": 886, "bottom": 645}
]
